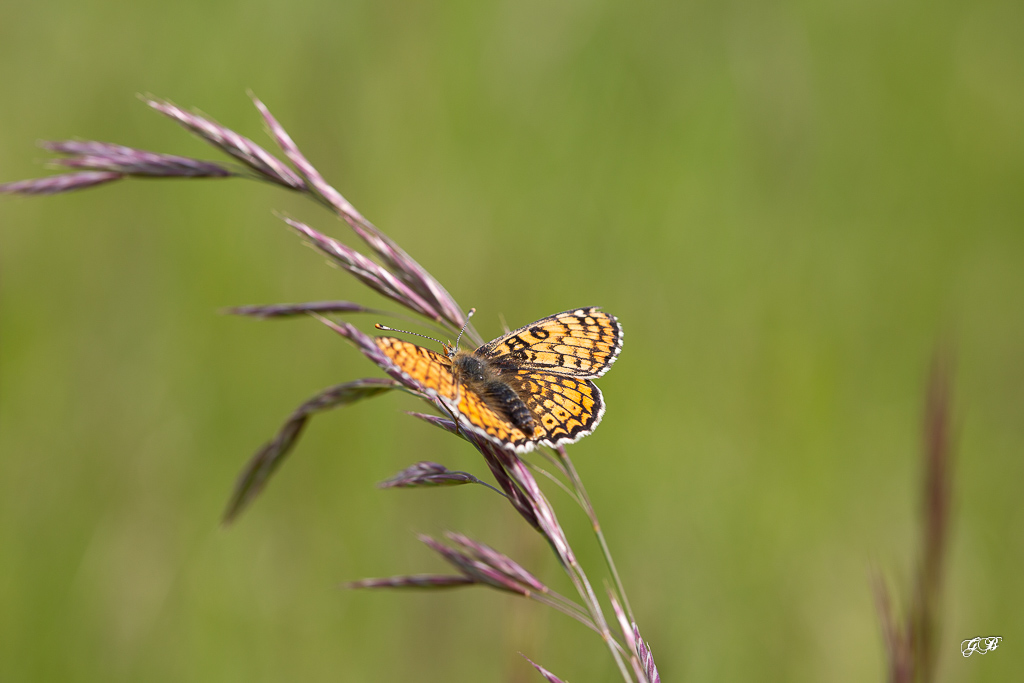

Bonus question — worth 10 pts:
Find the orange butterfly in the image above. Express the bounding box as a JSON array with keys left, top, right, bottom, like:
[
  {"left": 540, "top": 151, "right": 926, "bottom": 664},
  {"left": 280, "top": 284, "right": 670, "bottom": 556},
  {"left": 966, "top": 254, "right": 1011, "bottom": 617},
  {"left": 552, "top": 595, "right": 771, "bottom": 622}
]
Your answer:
[{"left": 375, "top": 308, "right": 622, "bottom": 453}]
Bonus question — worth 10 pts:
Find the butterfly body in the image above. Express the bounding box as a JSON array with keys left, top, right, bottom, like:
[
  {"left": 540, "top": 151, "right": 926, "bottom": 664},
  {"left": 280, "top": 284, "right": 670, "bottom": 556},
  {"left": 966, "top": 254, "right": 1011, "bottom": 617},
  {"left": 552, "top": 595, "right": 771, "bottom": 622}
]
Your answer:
[
  {"left": 450, "top": 351, "right": 540, "bottom": 436},
  {"left": 376, "top": 307, "right": 622, "bottom": 453}
]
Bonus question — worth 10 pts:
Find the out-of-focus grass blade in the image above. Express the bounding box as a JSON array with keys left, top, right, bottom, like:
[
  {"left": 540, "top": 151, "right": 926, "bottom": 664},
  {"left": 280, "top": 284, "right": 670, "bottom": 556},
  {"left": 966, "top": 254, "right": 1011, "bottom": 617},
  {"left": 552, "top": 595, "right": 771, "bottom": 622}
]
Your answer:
[
  {"left": 223, "top": 378, "right": 401, "bottom": 523},
  {"left": 224, "top": 301, "right": 379, "bottom": 319}
]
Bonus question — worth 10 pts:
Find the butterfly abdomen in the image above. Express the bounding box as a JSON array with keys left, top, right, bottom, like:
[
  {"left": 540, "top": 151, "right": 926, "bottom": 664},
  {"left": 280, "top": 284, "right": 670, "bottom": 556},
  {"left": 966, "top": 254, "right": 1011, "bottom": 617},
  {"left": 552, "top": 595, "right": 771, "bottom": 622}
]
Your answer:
[{"left": 483, "top": 380, "right": 537, "bottom": 434}]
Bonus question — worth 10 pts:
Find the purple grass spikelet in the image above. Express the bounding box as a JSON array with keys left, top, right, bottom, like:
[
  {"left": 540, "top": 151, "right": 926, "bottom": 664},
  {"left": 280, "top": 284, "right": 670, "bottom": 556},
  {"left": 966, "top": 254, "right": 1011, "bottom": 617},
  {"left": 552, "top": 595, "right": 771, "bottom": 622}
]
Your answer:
[
  {"left": 632, "top": 623, "right": 660, "bottom": 683},
  {"left": 377, "top": 462, "right": 486, "bottom": 489},
  {"left": 144, "top": 96, "right": 306, "bottom": 189},
  {"left": 225, "top": 301, "right": 378, "bottom": 318},
  {"left": 252, "top": 94, "right": 468, "bottom": 332},
  {"left": 44, "top": 140, "right": 235, "bottom": 177},
  {"left": 405, "top": 412, "right": 461, "bottom": 437},
  {"left": 0, "top": 171, "right": 123, "bottom": 195},
  {"left": 345, "top": 575, "right": 476, "bottom": 590},
  {"left": 521, "top": 655, "right": 567, "bottom": 683},
  {"left": 444, "top": 532, "right": 548, "bottom": 594},
  {"left": 286, "top": 218, "right": 444, "bottom": 322}
]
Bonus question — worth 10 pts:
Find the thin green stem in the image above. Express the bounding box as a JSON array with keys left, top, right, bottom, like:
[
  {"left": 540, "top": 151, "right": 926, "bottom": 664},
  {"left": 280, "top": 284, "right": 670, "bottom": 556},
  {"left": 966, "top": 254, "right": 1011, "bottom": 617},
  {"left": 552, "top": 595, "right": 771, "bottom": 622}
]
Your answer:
[
  {"left": 528, "top": 591, "right": 599, "bottom": 634},
  {"left": 557, "top": 445, "right": 635, "bottom": 624},
  {"left": 524, "top": 459, "right": 585, "bottom": 508},
  {"left": 506, "top": 461, "right": 634, "bottom": 682},
  {"left": 563, "top": 552, "right": 635, "bottom": 681},
  {"left": 537, "top": 446, "right": 572, "bottom": 479}
]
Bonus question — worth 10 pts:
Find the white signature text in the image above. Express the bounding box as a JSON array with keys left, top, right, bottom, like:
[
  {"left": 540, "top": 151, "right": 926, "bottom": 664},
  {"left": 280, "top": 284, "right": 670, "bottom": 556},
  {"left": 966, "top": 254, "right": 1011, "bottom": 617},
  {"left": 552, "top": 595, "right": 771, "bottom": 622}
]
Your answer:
[{"left": 961, "top": 636, "right": 1002, "bottom": 657}]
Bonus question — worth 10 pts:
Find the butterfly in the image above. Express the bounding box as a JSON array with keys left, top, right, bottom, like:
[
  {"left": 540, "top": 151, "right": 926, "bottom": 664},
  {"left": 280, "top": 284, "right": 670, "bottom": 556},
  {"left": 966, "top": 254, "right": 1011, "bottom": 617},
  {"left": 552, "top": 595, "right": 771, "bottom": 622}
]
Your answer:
[{"left": 374, "top": 307, "right": 623, "bottom": 453}]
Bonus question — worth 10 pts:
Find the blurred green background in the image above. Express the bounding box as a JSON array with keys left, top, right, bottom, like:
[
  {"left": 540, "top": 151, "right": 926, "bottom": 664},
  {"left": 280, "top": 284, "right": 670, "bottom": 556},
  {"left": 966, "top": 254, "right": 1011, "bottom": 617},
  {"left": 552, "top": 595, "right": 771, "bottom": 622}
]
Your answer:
[{"left": 1, "top": 1, "right": 1021, "bottom": 681}]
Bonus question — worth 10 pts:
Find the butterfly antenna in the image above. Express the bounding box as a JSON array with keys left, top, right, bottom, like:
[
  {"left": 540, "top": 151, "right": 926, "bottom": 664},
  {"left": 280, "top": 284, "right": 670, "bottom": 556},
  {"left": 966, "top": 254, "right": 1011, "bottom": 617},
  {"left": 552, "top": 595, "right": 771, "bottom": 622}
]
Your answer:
[
  {"left": 454, "top": 308, "right": 476, "bottom": 350},
  {"left": 374, "top": 323, "right": 447, "bottom": 348}
]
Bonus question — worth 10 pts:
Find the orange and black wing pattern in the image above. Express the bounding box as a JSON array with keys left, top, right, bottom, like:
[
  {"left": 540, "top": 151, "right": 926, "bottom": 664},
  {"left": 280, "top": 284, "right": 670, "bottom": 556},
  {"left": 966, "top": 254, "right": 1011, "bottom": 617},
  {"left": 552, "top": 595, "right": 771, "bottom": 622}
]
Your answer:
[
  {"left": 516, "top": 370, "right": 604, "bottom": 448},
  {"left": 374, "top": 337, "right": 459, "bottom": 401},
  {"left": 477, "top": 307, "right": 622, "bottom": 379}
]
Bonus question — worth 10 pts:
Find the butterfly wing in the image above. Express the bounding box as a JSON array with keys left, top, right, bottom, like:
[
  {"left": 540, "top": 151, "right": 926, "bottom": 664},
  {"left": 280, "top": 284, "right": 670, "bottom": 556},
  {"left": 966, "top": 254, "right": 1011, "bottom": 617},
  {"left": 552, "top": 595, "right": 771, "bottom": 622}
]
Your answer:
[
  {"left": 374, "top": 337, "right": 460, "bottom": 401},
  {"left": 477, "top": 307, "right": 623, "bottom": 379},
  {"left": 515, "top": 370, "right": 605, "bottom": 448}
]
